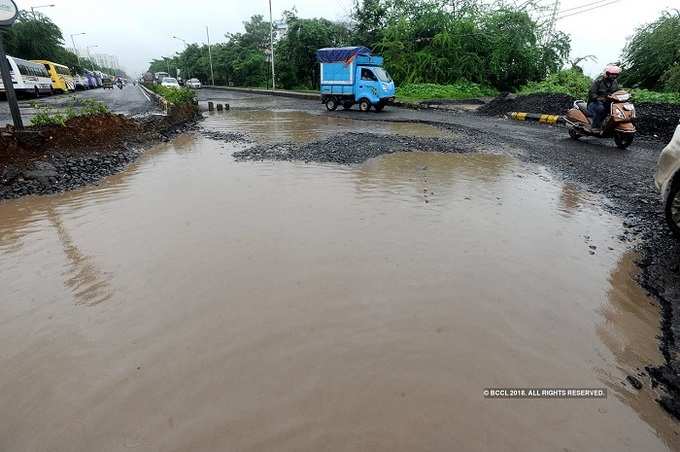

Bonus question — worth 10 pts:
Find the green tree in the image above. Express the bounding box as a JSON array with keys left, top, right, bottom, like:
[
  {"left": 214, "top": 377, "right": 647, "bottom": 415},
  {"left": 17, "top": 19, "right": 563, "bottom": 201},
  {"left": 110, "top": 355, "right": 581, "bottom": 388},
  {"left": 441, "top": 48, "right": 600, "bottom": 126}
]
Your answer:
[
  {"left": 3, "top": 11, "right": 64, "bottom": 61},
  {"left": 621, "top": 10, "right": 680, "bottom": 90}
]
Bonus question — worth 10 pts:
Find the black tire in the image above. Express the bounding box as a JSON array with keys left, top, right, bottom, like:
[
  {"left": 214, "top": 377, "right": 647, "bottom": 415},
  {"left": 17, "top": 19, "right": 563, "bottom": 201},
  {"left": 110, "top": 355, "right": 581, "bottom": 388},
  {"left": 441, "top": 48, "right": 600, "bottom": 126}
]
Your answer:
[
  {"left": 342, "top": 102, "right": 353, "bottom": 110},
  {"left": 34, "top": 87, "right": 40, "bottom": 99},
  {"left": 373, "top": 103, "right": 385, "bottom": 112},
  {"left": 568, "top": 127, "right": 581, "bottom": 140},
  {"left": 666, "top": 175, "right": 680, "bottom": 239},
  {"left": 359, "top": 99, "right": 371, "bottom": 112},
  {"left": 614, "top": 132, "right": 634, "bottom": 149},
  {"left": 325, "top": 98, "right": 338, "bottom": 111}
]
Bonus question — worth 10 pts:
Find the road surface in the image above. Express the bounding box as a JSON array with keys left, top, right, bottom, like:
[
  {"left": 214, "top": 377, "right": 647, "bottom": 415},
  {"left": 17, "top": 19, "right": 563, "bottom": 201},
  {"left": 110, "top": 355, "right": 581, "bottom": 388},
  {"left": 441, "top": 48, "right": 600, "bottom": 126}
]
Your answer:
[{"left": 0, "top": 84, "right": 157, "bottom": 126}]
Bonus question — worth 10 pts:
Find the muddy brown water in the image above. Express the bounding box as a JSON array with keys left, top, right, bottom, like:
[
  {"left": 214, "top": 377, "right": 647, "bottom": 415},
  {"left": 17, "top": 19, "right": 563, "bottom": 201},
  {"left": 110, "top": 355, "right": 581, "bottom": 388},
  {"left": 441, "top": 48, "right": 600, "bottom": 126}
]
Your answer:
[{"left": 1, "top": 110, "right": 678, "bottom": 451}]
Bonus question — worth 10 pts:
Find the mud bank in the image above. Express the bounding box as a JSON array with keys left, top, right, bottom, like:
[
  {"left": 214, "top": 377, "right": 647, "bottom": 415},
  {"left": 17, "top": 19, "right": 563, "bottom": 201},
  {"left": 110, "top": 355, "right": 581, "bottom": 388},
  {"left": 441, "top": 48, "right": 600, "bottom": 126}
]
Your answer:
[
  {"left": 233, "top": 132, "right": 484, "bottom": 164},
  {"left": 479, "top": 93, "right": 680, "bottom": 142},
  {"left": 0, "top": 105, "right": 199, "bottom": 200}
]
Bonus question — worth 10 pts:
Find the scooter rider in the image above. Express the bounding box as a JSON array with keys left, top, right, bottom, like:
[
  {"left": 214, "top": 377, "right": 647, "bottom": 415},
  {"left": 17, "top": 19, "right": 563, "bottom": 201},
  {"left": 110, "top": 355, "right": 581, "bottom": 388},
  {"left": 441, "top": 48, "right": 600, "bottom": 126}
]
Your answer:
[{"left": 588, "top": 64, "right": 622, "bottom": 132}]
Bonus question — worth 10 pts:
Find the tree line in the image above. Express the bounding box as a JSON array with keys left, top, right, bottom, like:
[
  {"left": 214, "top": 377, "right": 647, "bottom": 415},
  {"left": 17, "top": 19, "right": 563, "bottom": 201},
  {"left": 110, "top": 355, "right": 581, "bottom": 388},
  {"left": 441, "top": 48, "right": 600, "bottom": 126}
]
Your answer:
[
  {"left": 1, "top": 11, "right": 124, "bottom": 77},
  {"left": 149, "top": 1, "right": 678, "bottom": 94}
]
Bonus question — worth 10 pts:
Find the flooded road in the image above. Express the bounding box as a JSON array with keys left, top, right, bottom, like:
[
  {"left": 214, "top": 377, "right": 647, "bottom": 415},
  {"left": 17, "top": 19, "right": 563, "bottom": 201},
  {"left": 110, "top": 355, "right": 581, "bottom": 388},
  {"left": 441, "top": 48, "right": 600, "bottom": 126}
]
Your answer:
[{"left": 1, "top": 106, "right": 678, "bottom": 451}]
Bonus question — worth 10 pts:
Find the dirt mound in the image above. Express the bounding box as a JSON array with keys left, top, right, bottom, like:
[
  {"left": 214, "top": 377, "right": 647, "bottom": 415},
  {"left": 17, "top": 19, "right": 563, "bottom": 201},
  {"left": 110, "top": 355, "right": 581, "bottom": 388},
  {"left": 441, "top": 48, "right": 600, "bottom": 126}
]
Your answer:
[
  {"left": 636, "top": 102, "right": 680, "bottom": 142},
  {"left": 234, "top": 132, "right": 480, "bottom": 165},
  {"left": 478, "top": 93, "right": 575, "bottom": 116}
]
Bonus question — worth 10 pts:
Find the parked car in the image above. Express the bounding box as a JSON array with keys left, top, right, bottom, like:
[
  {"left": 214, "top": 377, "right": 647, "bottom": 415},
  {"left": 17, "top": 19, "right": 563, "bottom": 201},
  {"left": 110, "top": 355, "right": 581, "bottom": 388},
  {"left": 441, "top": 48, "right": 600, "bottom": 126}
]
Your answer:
[
  {"left": 102, "top": 77, "right": 114, "bottom": 89},
  {"left": 75, "top": 74, "right": 89, "bottom": 90},
  {"left": 161, "top": 77, "right": 180, "bottom": 88},
  {"left": 656, "top": 122, "right": 680, "bottom": 238},
  {"left": 0, "top": 55, "right": 53, "bottom": 97},
  {"left": 186, "top": 78, "right": 201, "bottom": 89}
]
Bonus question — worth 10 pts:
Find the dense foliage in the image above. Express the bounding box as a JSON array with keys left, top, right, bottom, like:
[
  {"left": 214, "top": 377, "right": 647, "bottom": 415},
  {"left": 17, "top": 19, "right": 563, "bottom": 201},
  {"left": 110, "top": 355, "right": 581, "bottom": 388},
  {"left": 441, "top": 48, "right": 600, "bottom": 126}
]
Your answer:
[
  {"left": 621, "top": 10, "right": 680, "bottom": 91},
  {"left": 519, "top": 69, "right": 592, "bottom": 99},
  {"left": 2, "top": 11, "right": 123, "bottom": 76},
  {"left": 147, "top": 84, "right": 196, "bottom": 105},
  {"left": 149, "top": 0, "right": 570, "bottom": 92},
  {"left": 396, "top": 82, "right": 497, "bottom": 101}
]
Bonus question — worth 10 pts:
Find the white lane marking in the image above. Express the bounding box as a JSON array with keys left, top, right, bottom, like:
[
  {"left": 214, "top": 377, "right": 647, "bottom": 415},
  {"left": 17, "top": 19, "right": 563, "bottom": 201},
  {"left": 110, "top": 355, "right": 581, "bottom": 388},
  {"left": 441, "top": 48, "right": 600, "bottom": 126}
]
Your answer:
[{"left": 138, "top": 85, "right": 151, "bottom": 102}]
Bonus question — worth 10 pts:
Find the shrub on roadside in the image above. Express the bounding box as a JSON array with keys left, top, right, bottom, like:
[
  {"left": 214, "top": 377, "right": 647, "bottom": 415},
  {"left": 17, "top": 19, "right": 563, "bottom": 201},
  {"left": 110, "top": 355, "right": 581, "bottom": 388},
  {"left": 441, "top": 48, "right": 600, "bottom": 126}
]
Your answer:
[
  {"left": 396, "top": 82, "right": 498, "bottom": 102},
  {"left": 147, "top": 84, "right": 196, "bottom": 105},
  {"left": 29, "top": 98, "right": 109, "bottom": 127},
  {"left": 630, "top": 89, "right": 680, "bottom": 104},
  {"left": 519, "top": 69, "right": 592, "bottom": 99}
]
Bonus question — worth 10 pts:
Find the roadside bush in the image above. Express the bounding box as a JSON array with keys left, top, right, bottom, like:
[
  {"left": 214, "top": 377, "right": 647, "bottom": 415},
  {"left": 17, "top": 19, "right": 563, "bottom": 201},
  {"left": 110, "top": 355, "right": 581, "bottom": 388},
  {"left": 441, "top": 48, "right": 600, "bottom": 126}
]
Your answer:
[
  {"left": 519, "top": 69, "right": 592, "bottom": 99},
  {"left": 148, "top": 84, "right": 196, "bottom": 105},
  {"left": 661, "top": 64, "right": 680, "bottom": 92},
  {"left": 30, "top": 98, "right": 111, "bottom": 127},
  {"left": 631, "top": 89, "right": 680, "bottom": 104},
  {"left": 397, "top": 82, "right": 498, "bottom": 101}
]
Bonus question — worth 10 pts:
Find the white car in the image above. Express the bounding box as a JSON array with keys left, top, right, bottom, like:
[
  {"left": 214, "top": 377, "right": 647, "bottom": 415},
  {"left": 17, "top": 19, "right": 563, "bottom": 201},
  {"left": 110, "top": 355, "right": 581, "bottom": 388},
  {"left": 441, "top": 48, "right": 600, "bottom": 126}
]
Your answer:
[
  {"left": 186, "top": 78, "right": 202, "bottom": 89},
  {"left": 655, "top": 122, "right": 680, "bottom": 237},
  {"left": 160, "top": 77, "right": 180, "bottom": 88}
]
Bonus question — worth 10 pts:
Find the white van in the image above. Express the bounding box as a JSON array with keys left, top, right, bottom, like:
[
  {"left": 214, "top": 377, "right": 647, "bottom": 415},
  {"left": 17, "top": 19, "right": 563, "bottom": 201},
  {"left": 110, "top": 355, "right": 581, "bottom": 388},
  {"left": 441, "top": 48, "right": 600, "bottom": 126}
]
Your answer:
[{"left": 0, "top": 55, "right": 53, "bottom": 97}]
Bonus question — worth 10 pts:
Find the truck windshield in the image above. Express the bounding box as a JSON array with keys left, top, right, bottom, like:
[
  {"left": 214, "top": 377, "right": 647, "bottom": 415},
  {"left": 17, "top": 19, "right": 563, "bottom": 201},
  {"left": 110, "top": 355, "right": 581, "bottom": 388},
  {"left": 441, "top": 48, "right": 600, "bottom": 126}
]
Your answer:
[{"left": 373, "top": 68, "right": 392, "bottom": 82}]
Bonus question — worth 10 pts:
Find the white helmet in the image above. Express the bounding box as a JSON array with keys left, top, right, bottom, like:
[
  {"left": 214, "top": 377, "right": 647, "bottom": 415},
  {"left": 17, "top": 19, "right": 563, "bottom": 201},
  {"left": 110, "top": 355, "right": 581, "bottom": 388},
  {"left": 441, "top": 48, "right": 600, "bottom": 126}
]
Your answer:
[{"left": 605, "top": 64, "right": 622, "bottom": 77}]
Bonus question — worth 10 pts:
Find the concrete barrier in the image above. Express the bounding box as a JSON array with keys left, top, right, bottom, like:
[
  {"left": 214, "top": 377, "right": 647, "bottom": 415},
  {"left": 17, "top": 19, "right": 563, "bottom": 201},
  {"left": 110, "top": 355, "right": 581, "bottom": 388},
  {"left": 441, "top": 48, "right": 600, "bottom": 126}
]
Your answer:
[{"left": 510, "top": 112, "right": 562, "bottom": 125}]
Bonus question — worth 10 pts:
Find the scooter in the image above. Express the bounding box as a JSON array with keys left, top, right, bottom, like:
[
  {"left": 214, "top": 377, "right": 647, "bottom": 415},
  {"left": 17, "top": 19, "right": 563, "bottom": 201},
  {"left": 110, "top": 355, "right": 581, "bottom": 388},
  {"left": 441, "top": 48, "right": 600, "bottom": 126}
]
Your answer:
[
  {"left": 116, "top": 80, "right": 124, "bottom": 90},
  {"left": 564, "top": 90, "right": 636, "bottom": 149}
]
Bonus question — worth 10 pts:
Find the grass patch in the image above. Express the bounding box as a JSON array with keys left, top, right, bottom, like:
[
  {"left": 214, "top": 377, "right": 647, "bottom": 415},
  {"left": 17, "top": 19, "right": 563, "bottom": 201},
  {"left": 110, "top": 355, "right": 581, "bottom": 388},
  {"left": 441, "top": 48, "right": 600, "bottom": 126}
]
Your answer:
[
  {"left": 30, "top": 98, "right": 110, "bottom": 127},
  {"left": 147, "top": 84, "right": 196, "bottom": 105},
  {"left": 630, "top": 89, "right": 680, "bottom": 104},
  {"left": 519, "top": 69, "right": 592, "bottom": 99},
  {"left": 396, "top": 82, "right": 498, "bottom": 102}
]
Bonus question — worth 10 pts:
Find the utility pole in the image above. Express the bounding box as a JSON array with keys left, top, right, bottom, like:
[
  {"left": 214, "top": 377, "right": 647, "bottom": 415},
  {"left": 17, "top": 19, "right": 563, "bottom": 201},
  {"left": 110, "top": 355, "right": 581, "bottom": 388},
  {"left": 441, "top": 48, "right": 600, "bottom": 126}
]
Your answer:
[
  {"left": 268, "top": 0, "right": 276, "bottom": 91},
  {"left": 545, "top": 0, "right": 560, "bottom": 42},
  {"left": 70, "top": 32, "right": 86, "bottom": 66},
  {"left": 206, "top": 26, "right": 215, "bottom": 86},
  {"left": 0, "top": 0, "right": 22, "bottom": 129}
]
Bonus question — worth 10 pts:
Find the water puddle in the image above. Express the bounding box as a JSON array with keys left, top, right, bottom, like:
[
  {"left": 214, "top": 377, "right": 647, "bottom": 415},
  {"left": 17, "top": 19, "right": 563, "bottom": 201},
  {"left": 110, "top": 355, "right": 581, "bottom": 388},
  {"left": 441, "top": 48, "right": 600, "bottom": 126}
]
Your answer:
[
  {"left": 0, "top": 129, "right": 677, "bottom": 451},
  {"left": 203, "top": 109, "right": 445, "bottom": 144}
]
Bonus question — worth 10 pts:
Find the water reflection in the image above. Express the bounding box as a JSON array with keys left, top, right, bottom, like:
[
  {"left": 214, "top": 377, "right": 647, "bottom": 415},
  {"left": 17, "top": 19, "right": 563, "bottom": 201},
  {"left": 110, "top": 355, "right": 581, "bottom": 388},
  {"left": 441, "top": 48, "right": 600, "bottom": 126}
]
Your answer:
[
  {"left": 203, "top": 110, "right": 446, "bottom": 144},
  {"left": 598, "top": 251, "right": 680, "bottom": 448}
]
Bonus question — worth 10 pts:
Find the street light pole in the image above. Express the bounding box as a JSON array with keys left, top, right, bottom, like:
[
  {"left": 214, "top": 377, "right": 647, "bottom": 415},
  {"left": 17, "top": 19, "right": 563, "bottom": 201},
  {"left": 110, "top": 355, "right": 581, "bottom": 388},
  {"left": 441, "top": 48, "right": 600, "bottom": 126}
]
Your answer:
[
  {"left": 30, "top": 4, "right": 55, "bottom": 19},
  {"left": 269, "top": 0, "right": 275, "bottom": 91},
  {"left": 86, "top": 45, "right": 98, "bottom": 71},
  {"left": 70, "top": 32, "right": 86, "bottom": 66},
  {"left": 206, "top": 26, "right": 215, "bottom": 86}
]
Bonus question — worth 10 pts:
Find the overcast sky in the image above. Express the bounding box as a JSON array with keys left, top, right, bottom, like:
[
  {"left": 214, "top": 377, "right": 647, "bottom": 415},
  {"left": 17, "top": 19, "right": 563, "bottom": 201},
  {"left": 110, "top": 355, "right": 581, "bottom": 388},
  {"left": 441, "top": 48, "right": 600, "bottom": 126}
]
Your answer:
[{"left": 20, "top": 0, "right": 679, "bottom": 78}]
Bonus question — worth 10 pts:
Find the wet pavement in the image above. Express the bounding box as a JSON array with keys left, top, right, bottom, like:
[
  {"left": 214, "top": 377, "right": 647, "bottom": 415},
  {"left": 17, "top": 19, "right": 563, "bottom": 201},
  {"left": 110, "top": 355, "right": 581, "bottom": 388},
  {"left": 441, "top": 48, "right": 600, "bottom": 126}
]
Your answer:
[
  {"left": 1, "top": 92, "right": 680, "bottom": 451},
  {"left": 0, "top": 84, "right": 156, "bottom": 125}
]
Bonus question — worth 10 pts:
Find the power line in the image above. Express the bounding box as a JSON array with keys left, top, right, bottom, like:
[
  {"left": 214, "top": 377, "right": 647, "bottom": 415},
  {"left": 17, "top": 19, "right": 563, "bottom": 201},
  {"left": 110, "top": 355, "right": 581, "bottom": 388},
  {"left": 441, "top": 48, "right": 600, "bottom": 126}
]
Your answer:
[
  {"left": 557, "top": 0, "right": 614, "bottom": 14},
  {"left": 557, "top": 0, "right": 624, "bottom": 19}
]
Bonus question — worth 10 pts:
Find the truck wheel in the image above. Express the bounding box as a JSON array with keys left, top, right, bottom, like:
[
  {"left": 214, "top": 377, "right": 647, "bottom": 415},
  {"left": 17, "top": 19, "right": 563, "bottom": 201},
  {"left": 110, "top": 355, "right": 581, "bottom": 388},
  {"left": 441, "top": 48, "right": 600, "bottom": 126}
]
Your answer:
[
  {"left": 359, "top": 99, "right": 371, "bottom": 112},
  {"left": 325, "top": 98, "right": 338, "bottom": 111},
  {"left": 666, "top": 175, "right": 680, "bottom": 239},
  {"left": 614, "top": 132, "right": 634, "bottom": 149},
  {"left": 373, "top": 103, "right": 385, "bottom": 112}
]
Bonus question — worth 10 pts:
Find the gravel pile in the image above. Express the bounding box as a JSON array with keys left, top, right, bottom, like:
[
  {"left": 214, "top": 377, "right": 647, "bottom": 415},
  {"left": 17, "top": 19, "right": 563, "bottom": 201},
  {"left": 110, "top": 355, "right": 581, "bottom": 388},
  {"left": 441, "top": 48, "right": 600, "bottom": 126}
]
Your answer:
[
  {"left": 233, "top": 132, "right": 478, "bottom": 164},
  {"left": 478, "top": 93, "right": 575, "bottom": 116},
  {"left": 636, "top": 102, "right": 680, "bottom": 142}
]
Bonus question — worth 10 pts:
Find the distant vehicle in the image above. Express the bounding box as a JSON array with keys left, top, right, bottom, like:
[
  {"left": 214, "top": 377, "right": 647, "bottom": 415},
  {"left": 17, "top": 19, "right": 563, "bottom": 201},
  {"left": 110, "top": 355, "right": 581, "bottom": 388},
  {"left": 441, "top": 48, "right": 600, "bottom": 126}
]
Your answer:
[
  {"left": 154, "top": 71, "right": 170, "bottom": 83},
  {"left": 0, "top": 55, "right": 53, "bottom": 97},
  {"left": 317, "top": 46, "right": 396, "bottom": 112},
  {"left": 656, "top": 122, "right": 680, "bottom": 238},
  {"left": 186, "top": 78, "right": 201, "bottom": 89},
  {"left": 31, "top": 60, "right": 76, "bottom": 93},
  {"left": 102, "top": 77, "right": 114, "bottom": 89},
  {"left": 83, "top": 71, "right": 98, "bottom": 89},
  {"left": 161, "top": 77, "right": 180, "bottom": 88},
  {"left": 75, "top": 74, "right": 89, "bottom": 90}
]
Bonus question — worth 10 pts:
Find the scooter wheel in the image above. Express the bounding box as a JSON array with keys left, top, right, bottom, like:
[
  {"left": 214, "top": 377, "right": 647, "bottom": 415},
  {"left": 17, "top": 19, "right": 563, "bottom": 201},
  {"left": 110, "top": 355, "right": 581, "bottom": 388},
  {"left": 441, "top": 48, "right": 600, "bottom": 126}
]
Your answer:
[
  {"left": 614, "top": 132, "right": 634, "bottom": 149},
  {"left": 568, "top": 128, "right": 581, "bottom": 140}
]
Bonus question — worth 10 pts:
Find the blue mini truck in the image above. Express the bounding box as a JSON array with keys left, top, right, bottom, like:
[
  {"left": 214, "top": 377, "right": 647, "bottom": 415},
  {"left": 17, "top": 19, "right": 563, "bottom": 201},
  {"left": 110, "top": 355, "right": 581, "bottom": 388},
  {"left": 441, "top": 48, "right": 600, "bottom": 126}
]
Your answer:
[{"left": 316, "top": 46, "right": 396, "bottom": 112}]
